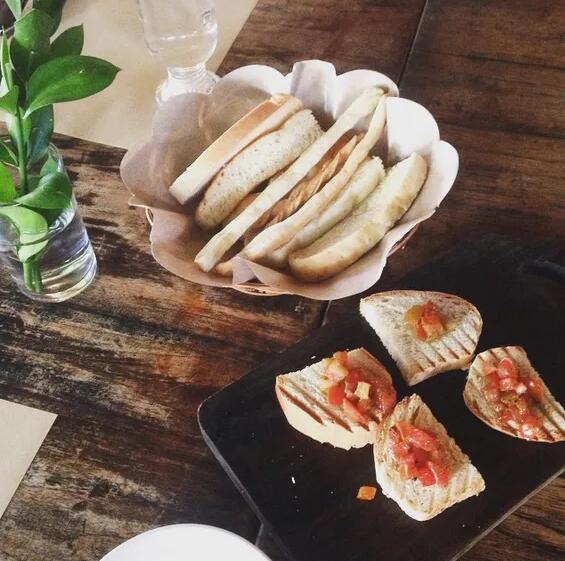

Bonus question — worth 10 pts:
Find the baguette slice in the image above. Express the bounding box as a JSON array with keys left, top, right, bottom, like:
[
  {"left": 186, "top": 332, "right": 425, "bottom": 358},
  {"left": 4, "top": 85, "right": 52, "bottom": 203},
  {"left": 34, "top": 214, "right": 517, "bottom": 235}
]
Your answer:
[
  {"left": 195, "top": 109, "right": 322, "bottom": 230},
  {"left": 374, "top": 394, "right": 485, "bottom": 521},
  {"left": 242, "top": 96, "right": 387, "bottom": 263},
  {"left": 265, "top": 156, "right": 386, "bottom": 267},
  {"left": 170, "top": 94, "right": 303, "bottom": 204},
  {"left": 195, "top": 86, "right": 384, "bottom": 272},
  {"left": 464, "top": 346, "right": 565, "bottom": 442},
  {"left": 276, "top": 348, "right": 395, "bottom": 450},
  {"left": 289, "top": 153, "right": 427, "bottom": 282},
  {"left": 360, "top": 290, "right": 482, "bottom": 385}
]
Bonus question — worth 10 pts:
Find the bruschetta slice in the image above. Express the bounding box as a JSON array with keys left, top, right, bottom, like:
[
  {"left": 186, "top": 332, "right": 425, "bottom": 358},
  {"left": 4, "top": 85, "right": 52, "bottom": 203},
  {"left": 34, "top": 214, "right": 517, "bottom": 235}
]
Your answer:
[
  {"left": 360, "top": 290, "right": 482, "bottom": 385},
  {"left": 464, "top": 346, "right": 565, "bottom": 443},
  {"left": 276, "top": 348, "right": 397, "bottom": 450},
  {"left": 374, "top": 394, "right": 485, "bottom": 521}
]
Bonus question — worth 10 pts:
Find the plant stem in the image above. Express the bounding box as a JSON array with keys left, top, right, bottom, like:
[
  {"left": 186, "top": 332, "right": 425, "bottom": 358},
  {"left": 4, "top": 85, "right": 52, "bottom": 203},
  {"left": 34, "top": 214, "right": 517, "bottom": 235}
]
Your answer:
[{"left": 13, "top": 108, "right": 28, "bottom": 194}]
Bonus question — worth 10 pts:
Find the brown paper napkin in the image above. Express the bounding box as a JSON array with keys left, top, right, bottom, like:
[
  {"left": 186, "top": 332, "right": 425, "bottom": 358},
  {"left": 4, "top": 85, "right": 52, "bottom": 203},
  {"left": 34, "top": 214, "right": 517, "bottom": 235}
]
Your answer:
[
  {"left": 53, "top": 0, "right": 258, "bottom": 149},
  {"left": 0, "top": 398, "right": 57, "bottom": 517}
]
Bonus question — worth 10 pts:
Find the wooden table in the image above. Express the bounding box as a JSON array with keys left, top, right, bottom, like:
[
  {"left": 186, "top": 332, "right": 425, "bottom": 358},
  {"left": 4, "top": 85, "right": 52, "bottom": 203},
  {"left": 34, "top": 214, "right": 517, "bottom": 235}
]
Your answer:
[{"left": 0, "top": 1, "right": 563, "bottom": 560}]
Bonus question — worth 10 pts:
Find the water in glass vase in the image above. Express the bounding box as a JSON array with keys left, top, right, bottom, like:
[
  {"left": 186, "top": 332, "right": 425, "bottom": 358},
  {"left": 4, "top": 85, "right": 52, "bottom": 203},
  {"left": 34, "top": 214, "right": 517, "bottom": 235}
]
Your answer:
[{"left": 0, "top": 198, "right": 97, "bottom": 303}]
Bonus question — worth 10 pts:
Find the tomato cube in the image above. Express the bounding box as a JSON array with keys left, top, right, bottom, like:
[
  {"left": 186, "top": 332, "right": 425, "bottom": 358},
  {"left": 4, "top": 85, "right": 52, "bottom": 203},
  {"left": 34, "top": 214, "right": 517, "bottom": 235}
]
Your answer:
[
  {"left": 526, "top": 377, "right": 543, "bottom": 401},
  {"left": 497, "top": 357, "right": 518, "bottom": 379},
  {"left": 343, "top": 398, "right": 368, "bottom": 424},
  {"left": 357, "top": 486, "right": 377, "bottom": 501},
  {"left": 327, "top": 384, "right": 345, "bottom": 406},
  {"left": 333, "top": 351, "right": 349, "bottom": 366},
  {"left": 417, "top": 465, "right": 436, "bottom": 486},
  {"left": 427, "top": 460, "right": 449, "bottom": 487}
]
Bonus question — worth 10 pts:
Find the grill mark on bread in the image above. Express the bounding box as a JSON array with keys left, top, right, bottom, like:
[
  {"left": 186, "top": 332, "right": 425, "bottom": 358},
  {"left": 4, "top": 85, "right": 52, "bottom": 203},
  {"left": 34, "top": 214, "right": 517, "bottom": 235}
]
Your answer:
[
  {"left": 284, "top": 379, "right": 353, "bottom": 431},
  {"left": 277, "top": 386, "right": 324, "bottom": 425}
]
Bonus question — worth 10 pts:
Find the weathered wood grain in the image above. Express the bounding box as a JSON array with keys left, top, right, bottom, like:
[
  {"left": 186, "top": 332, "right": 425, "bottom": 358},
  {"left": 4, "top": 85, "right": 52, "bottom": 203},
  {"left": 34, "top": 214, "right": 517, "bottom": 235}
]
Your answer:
[
  {"left": 222, "top": 0, "right": 427, "bottom": 81},
  {"left": 0, "top": 134, "right": 325, "bottom": 561}
]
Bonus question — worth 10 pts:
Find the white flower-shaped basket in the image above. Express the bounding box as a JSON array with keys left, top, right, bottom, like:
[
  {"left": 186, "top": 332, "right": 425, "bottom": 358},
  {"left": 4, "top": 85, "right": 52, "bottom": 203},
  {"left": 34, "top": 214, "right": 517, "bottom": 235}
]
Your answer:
[{"left": 120, "top": 60, "right": 458, "bottom": 300}]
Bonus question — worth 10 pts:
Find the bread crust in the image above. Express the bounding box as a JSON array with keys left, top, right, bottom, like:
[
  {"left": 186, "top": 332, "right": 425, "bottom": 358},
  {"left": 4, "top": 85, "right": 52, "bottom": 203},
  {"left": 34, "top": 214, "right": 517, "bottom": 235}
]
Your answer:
[
  {"left": 169, "top": 94, "right": 303, "bottom": 204},
  {"left": 464, "top": 346, "right": 565, "bottom": 443}
]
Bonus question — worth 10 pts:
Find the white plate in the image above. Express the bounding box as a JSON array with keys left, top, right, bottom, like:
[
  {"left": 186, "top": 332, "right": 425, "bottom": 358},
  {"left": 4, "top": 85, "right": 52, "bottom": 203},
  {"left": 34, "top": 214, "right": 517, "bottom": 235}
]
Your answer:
[{"left": 101, "top": 524, "right": 272, "bottom": 561}]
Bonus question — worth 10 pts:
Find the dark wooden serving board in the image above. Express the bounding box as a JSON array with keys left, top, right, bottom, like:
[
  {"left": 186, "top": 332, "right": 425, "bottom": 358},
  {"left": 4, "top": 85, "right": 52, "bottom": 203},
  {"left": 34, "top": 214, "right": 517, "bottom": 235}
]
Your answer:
[{"left": 198, "top": 240, "right": 565, "bottom": 561}]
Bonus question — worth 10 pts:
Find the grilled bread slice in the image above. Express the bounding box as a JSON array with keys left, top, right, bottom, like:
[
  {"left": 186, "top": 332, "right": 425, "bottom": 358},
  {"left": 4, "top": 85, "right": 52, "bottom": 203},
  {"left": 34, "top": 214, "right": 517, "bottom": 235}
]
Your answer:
[
  {"left": 360, "top": 290, "right": 482, "bottom": 385},
  {"left": 464, "top": 346, "right": 565, "bottom": 443},
  {"left": 170, "top": 94, "right": 304, "bottom": 204},
  {"left": 374, "top": 394, "right": 485, "bottom": 521},
  {"left": 276, "top": 348, "right": 395, "bottom": 450},
  {"left": 195, "top": 109, "right": 322, "bottom": 230}
]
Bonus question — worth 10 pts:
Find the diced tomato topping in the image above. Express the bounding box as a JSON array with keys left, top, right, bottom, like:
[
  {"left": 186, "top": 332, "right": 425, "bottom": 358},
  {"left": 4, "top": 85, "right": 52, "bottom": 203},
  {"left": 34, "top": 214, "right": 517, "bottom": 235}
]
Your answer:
[
  {"left": 345, "top": 368, "right": 361, "bottom": 391},
  {"left": 373, "top": 382, "right": 397, "bottom": 415},
  {"left": 485, "top": 370, "right": 500, "bottom": 389},
  {"left": 498, "top": 357, "right": 518, "bottom": 379},
  {"left": 327, "top": 384, "right": 345, "bottom": 406},
  {"left": 417, "top": 464, "right": 436, "bottom": 486},
  {"left": 405, "top": 301, "right": 445, "bottom": 341},
  {"left": 397, "top": 422, "right": 438, "bottom": 452},
  {"left": 342, "top": 398, "right": 369, "bottom": 424},
  {"left": 499, "top": 376, "right": 518, "bottom": 391},
  {"left": 357, "top": 398, "right": 372, "bottom": 414},
  {"left": 427, "top": 460, "right": 449, "bottom": 487},
  {"left": 333, "top": 351, "right": 349, "bottom": 366},
  {"left": 526, "top": 377, "right": 543, "bottom": 401},
  {"left": 416, "top": 323, "right": 428, "bottom": 341},
  {"left": 390, "top": 421, "right": 449, "bottom": 486},
  {"left": 357, "top": 486, "right": 377, "bottom": 501}
]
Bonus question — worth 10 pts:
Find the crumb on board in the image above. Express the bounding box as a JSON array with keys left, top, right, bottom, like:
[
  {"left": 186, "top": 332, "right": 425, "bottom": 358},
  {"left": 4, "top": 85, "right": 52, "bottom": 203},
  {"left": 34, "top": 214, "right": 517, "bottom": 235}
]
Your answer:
[
  {"left": 357, "top": 485, "right": 377, "bottom": 501},
  {"left": 291, "top": 476, "right": 296, "bottom": 484}
]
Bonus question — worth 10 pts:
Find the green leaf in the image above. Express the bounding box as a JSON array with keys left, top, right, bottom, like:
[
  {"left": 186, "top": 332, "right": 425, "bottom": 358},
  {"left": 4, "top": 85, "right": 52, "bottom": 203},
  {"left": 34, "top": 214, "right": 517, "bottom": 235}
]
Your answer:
[
  {"left": 40, "top": 153, "right": 59, "bottom": 175},
  {"left": 15, "top": 171, "right": 72, "bottom": 209},
  {"left": 5, "top": 0, "right": 22, "bottom": 19},
  {"left": 51, "top": 25, "right": 84, "bottom": 58},
  {"left": 0, "top": 141, "right": 18, "bottom": 168},
  {"left": 11, "top": 9, "right": 54, "bottom": 80},
  {"left": 0, "top": 33, "right": 13, "bottom": 89},
  {"left": 0, "top": 204, "right": 48, "bottom": 261},
  {"left": 25, "top": 55, "right": 120, "bottom": 117},
  {"left": 27, "top": 105, "right": 54, "bottom": 163},
  {"left": 0, "top": 162, "right": 16, "bottom": 202},
  {"left": 33, "top": 0, "right": 63, "bottom": 34},
  {"left": 0, "top": 85, "right": 20, "bottom": 115}
]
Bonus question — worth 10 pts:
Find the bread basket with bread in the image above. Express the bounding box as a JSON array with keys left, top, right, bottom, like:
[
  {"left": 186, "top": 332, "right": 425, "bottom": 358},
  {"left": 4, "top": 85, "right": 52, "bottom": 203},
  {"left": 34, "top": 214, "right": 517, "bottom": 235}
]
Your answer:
[{"left": 121, "top": 60, "right": 459, "bottom": 300}]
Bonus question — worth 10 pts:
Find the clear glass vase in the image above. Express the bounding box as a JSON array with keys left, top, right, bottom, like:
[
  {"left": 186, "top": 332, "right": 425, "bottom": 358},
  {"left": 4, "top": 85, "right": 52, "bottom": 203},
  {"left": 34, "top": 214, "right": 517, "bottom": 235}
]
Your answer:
[{"left": 0, "top": 145, "right": 97, "bottom": 303}]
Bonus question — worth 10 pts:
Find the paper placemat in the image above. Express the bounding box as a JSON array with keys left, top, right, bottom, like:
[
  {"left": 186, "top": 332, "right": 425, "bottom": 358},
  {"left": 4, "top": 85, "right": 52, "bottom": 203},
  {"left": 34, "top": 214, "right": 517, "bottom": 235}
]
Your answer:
[
  {"left": 0, "top": 398, "right": 57, "bottom": 518},
  {"left": 53, "top": 0, "right": 258, "bottom": 149}
]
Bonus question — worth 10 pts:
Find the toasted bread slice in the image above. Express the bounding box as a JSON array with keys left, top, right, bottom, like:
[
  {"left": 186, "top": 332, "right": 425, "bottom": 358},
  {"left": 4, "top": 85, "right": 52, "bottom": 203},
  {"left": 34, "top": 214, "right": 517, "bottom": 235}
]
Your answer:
[
  {"left": 360, "top": 290, "right": 482, "bottom": 385},
  {"left": 195, "top": 109, "right": 322, "bottom": 230},
  {"left": 464, "top": 346, "right": 565, "bottom": 443},
  {"left": 374, "top": 394, "right": 485, "bottom": 521},
  {"left": 276, "top": 348, "right": 395, "bottom": 450}
]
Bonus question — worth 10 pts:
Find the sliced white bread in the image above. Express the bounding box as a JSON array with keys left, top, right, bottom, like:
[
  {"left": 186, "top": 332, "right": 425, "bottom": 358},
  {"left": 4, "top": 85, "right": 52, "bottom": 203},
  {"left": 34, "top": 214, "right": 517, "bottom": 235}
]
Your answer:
[
  {"left": 194, "top": 86, "right": 384, "bottom": 272},
  {"left": 374, "top": 394, "right": 485, "bottom": 521},
  {"left": 360, "top": 290, "right": 482, "bottom": 386},
  {"left": 264, "top": 156, "right": 386, "bottom": 268},
  {"left": 249, "top": 134, "right": 360, "bottom": 235},
  {"left": 464, "top": 346, "right": 565, "bottom": 443},
  {"left": 195, "top": 109, "right": 322, "bottom": 230},
  {"left": 241, "top": 97, "right": 387, "bottom": 262},
  {"left": 169, "top": 94, "right": 303, "bottom": 204},
  {"left": 289, "top": 153, "right": 427, "bottom": 282},
  {"left": 276, "top": 348, "right": 395, "bottom": 450}
]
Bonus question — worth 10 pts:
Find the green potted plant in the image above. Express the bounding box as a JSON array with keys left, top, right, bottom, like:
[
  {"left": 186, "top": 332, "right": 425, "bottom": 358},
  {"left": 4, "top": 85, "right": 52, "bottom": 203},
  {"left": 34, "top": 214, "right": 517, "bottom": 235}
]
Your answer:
[{"left": 0, "top": 0, "right": 119, "bottom": 301}]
